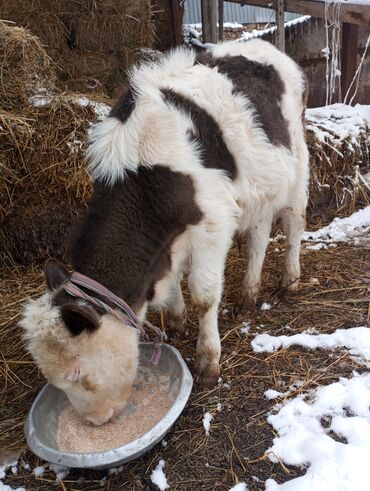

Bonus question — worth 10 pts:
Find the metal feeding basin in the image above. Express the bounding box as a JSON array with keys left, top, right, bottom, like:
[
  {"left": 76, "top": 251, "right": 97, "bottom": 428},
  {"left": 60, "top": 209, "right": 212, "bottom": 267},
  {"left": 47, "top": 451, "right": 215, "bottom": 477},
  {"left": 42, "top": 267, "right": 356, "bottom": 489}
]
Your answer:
[{"left": 24, "top": 343, "right": 193, "bottom": 469}]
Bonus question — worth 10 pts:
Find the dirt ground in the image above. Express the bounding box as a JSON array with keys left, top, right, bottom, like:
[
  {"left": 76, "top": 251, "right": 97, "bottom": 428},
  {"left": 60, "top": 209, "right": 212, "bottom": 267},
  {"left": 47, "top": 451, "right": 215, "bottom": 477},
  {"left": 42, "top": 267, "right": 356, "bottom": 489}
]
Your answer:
[{"left": 1, "top": 237, "right": 369, "bottom": 490}]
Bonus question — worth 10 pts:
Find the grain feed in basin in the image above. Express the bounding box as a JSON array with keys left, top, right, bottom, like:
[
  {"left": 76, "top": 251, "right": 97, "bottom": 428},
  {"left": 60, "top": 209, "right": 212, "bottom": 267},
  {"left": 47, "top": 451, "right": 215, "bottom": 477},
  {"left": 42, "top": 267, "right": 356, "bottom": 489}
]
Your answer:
[{"left": 57, "top": 367, "right": 176, "bottom": 453}]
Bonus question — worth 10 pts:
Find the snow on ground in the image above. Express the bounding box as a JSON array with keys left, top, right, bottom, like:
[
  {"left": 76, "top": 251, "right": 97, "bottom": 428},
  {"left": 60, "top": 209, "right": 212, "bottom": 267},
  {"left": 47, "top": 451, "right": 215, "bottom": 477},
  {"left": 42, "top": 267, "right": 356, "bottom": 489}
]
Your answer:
[
  {"left": 306, "top": 104, "right": 370, "bottom": 149},
  {"left": 252, "top": 326, "right": 370, "bottom": 363},
  {"left": 261, "top": 303, "right": 272, "bottom": 311},
  {"left": 265, "top": 372, "right": 370, "bottom": 491},
  {"left": 48, "top": 464, "right": 69, "bottom": 482},
  {"left": 32, "top": 466, "right": 44, "bottom": 478},
  {"left": 0, "top": 462, "right": 26, "bottom": 491},
  {"left": 150, "top": 460, "right": 169, "bottom": 490},
  {"left": 240, "top": 321, "right": 250, "bottom": 335},
  {"left": 302, "top": 206, "right": 370, "bottom": 243},
  {"left": 252, "top": 327, "right": 370, "bottom": 490},
  {"left": 203, "top": 412, "right": 214, "bottom": 436},
  {"left": 228, "top": 483, "right": 249, "bottom": 491}
]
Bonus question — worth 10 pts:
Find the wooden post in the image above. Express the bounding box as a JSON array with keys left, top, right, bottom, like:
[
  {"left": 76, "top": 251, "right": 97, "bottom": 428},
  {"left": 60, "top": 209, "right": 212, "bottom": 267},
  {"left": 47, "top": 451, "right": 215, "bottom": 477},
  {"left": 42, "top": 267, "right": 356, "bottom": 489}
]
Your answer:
[
  {"left": 218, "top": 0, "right": 224, "bottom": 42},
  {"left": 171, "top": 0, "right": 182, "bottom": 46},
  {"left": 341, "top": 22, "right": 359, "bottom": 104},
  {"left": 275, "top": 0, "right": 286, "bottom": 52},
  {"left": 201, "top": 0, "right": 218, "bottom": 44}
]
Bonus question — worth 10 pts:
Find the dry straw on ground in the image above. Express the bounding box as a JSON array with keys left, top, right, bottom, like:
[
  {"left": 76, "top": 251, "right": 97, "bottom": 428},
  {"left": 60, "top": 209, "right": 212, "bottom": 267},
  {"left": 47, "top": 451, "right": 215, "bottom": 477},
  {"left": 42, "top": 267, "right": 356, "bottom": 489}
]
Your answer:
[{"left": 0, "top": 241, "right": 369, "bottom": 490}]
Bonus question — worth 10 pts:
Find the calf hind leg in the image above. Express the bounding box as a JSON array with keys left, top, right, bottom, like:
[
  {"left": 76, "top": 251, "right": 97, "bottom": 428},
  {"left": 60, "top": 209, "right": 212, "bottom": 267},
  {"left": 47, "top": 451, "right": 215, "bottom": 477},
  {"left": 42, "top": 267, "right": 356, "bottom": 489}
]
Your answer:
[
  {"left": 280, "top": 202, "right": 306, "bottom": 292},
  {"left": 235, "top": 216, "right": 272, "bottom": 313},
  {"left": 166, "top": 275, "right": 187, "bottom": 338}
]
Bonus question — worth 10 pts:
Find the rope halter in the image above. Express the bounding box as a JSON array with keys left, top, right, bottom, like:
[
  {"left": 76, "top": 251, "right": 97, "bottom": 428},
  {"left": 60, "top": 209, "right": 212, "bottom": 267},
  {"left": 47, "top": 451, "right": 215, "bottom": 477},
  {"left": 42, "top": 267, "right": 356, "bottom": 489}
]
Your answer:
[{"left": 63, "top": 271, "right": 163, "bottom": 364}]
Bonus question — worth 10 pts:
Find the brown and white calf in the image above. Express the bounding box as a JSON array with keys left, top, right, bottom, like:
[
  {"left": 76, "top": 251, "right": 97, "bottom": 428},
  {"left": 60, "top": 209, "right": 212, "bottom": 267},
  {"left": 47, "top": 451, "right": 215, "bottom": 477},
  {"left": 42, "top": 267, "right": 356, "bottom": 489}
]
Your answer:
[{"left": 20, "top": 39, "right": 309, "bottom": 425}]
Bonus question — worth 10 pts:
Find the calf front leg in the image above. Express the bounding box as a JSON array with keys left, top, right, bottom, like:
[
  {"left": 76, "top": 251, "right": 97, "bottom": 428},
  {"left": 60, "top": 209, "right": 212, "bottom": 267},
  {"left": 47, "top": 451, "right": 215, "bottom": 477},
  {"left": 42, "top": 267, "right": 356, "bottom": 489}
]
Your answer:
[{"left": 188, "top": 238, "right": 230, "bottom": 386}]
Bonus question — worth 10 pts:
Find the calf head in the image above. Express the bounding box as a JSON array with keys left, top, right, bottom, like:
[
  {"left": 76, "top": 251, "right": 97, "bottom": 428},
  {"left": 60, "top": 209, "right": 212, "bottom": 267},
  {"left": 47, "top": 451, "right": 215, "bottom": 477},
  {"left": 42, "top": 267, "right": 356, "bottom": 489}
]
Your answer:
[{"left": 20, "top": 260, "right": 139, "bottom": 426}]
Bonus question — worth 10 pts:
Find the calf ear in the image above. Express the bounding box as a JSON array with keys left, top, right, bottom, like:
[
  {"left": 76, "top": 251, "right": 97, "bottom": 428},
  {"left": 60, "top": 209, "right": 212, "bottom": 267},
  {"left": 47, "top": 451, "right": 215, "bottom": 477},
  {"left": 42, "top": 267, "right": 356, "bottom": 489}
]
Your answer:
[
  {"left": 44, "top": 259, "right": 71, "bottom": 291},
  {"left": 61, "top": 303, "right": 100, "bottom": 336}
]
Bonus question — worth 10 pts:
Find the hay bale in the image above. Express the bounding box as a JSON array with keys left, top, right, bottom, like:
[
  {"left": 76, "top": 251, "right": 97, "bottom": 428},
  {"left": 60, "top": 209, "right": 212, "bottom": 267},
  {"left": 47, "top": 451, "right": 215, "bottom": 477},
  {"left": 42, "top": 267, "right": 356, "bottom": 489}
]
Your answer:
[
  {"left": 0, "top": 96, "right": 98, "bottom": 266},
  {"left": 72, "top": 1, "right": 154, "bottom": 52},
  {"left": 0, "top": 0, "right": 156, "bottom": 95},
  {"left": 0, "top": 21, "right": 108, "bottom": 265},
  {"left": 0, "top": 22, "right": 55, "bottom": 110},
  {"left": 306, "top": 106, "right": 370, "bottom": 224},
  {"left": 0, "top": 97, "right": 94, "bottom": 220}
]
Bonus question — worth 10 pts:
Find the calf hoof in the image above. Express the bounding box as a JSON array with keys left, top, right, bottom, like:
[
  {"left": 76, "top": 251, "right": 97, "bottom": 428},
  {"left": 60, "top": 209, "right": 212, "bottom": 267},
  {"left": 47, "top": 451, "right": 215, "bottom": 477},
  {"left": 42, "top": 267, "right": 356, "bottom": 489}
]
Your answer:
[
  {"left": 194, "top": 363, "right": 220, "bottom": 388},
  {"left": 196, "top": 373, "right": 219, "bottom": 387},
  {"left": 279, "top": 276, "right": 299, "bottom": 293},
  {"left": 165, "top": 312, "right": 186, "bottom": 339},
  {"left": 233, "top": 295, "right": 257, "bottom": 316}
]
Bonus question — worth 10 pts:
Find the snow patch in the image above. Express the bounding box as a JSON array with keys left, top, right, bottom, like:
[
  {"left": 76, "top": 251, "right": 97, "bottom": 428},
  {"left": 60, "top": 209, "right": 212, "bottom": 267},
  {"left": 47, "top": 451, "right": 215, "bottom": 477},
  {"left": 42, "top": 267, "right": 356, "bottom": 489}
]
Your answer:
[
  {"left": 150, "top": 460, "right": 169, "bottom": 490},
  {"left": 265, "top": 372, "right": 370, "bottom": 491},
  {"left": 238, "top": 16, "right": 311, "bottom": 42},
  {"left": 254, "top": 326, "right": 370, "bottom": 489},
  {"left": 202, "top": 412, "right": 214, "bottom": 436},
  {"left": 240, "top": 321, "right": 250, "bottom": 335},
  {"left": 48, "top": 464, "right": 69, "bottom": 482},
  {"left": 302, "top": 206, "right": 370, "bottom": 243},
  {"left": 0, "top": 461, "right": 26, "bottom": 491},
  {"left": 261, "top": 303, "right": 272, "bottom": 311},
  {"left": 252, "top": 326, "right": 370, "bottom": 363},
  {"left": 306, "top": 103, "right": 370, "bottom": 147},
  {"left": 228, "top": 483, "right": 249, "bottom": 491},
  {"left": 29, "top": 92, "right": 110, "bottom": 120},
  {"left": 33, "top": 466, "right": 45, "bottom": 478},
  {"left": 265, "top": 389, "right": 284, "bottom": 400}
]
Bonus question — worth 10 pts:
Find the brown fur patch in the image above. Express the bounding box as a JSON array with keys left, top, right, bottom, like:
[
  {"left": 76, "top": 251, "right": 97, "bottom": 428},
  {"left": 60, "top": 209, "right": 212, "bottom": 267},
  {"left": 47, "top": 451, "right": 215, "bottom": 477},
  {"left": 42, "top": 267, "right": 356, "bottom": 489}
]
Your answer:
[
  {"left": 109, "top": 87, "right": 136, "bottom": 123},
  {"left": 193, "top": 300, "right": 212, "bottom": 317},
  {"left": 81, "top": 375, "right": 97, "bottom": 393},
  {"left": 196, "top": 53, "right": 291, "bottom": 150},
  {"left": 68, "top": 166, "right": 202, "bottom": 312},
  {"left": 161, "top": 88, "right": 237, "bottom": 179}
]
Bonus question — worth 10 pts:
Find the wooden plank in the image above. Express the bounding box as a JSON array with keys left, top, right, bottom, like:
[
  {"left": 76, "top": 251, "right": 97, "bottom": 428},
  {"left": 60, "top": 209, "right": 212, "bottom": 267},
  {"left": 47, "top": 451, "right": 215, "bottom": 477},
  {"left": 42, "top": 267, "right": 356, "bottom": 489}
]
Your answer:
[
  {"left": 341, "top": 22, "right": 359, "bottom": 104},
  {"left": 275, "top": 0, "right": 286, "bottom": 51},
  {"left": 229, "top": 0, "right": 370, "bottom": 26},
  {"left": 219, "top": 0, "right": 224, "bottom": 41},
  {"left": 201, "top": 0, "right": 218, "bottom": 43}
]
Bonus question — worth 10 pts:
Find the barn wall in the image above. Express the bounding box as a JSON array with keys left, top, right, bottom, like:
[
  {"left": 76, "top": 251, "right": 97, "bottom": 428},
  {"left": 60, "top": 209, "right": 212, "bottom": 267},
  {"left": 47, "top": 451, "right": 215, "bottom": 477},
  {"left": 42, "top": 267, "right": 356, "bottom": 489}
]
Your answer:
[{"left": 284, "top": 20, "right": 370, "bottom": 107}]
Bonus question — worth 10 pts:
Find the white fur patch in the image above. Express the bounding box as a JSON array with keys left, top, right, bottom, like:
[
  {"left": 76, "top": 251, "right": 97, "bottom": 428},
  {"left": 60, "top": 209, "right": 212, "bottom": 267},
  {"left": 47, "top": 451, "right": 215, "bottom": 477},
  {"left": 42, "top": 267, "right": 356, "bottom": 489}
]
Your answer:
[{"left": 19, "top": 293, "right": 65, "bottom": 343}]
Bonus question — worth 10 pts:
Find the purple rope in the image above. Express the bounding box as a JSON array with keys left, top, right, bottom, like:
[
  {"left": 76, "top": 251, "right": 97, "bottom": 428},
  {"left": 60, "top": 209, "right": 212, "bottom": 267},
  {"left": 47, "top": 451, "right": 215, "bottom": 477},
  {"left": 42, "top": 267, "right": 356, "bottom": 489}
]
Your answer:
[{"left": 63, "top": 272, "right": 163, "bottom": 364}]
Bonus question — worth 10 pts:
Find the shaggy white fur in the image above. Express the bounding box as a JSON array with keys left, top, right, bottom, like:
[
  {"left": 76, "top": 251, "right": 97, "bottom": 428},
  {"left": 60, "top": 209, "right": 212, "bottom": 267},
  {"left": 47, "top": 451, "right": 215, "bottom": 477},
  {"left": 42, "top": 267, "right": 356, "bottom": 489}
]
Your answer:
[{"left": 20, "top": 297, "right": 139, "bottom": 426}]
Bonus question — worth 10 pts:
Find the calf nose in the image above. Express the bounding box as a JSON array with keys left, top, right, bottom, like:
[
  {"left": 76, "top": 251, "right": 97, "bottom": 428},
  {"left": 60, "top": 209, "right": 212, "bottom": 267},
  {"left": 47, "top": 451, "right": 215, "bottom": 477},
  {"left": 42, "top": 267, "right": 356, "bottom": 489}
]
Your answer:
[
  {"left": 86, "top": 408, "right": 113, "bottom": 426},
  {"left": 112, "top": 401, "right": 127, "bottom": 418}
]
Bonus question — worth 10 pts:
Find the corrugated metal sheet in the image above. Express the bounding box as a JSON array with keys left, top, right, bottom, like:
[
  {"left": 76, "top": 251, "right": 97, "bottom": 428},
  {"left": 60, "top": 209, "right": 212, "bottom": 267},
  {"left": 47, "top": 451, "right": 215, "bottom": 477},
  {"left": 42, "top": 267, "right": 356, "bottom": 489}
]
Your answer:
[{"left": 184, "top": 0, "right": 300, "bottom": 25}]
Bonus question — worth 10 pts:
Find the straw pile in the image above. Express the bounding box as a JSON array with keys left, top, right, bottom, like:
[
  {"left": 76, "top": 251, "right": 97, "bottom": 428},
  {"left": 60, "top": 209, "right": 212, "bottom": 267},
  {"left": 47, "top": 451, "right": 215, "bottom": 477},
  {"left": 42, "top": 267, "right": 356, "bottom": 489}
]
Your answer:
[
  {"left": 0, "top": 22, "right": 107, "bottom": 266},
  {"left": 305, "top": 106, "right": 370, "bottom": 225},
  {"left": 0, "top": 0, "right": 156, "bottom": 95}
]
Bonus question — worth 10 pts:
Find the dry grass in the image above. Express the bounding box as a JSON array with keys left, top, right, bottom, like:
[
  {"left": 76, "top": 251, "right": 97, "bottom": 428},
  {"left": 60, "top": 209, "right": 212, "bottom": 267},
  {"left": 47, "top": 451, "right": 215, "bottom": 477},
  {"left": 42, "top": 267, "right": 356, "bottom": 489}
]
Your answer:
[{"left": 0, "top": 240, "right": 369, "bottom": 490}]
